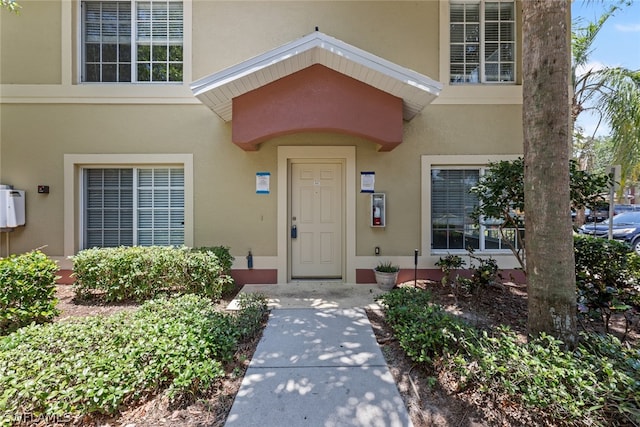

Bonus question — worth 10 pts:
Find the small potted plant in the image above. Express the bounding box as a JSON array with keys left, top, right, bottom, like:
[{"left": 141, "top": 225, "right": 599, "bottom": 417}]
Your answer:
[{"left": 373, "top": 261, "right": 400, "bottom": 290}]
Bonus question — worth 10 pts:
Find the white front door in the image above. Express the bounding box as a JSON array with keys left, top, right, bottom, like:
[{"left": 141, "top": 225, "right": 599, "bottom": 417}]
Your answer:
[{"left": 290, "top": 161, "right": 343, "bottom": 279}]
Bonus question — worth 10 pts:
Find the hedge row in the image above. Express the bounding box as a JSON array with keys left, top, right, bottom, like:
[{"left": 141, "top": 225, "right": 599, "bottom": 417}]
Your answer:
[{"left": 71, "top": 246, "right": 234, "bottom": 302}]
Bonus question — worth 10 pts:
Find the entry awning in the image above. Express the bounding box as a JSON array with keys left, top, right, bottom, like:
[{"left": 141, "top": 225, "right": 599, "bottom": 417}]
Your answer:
[{"left": 190, "top": 31, "right": 443, "bottom": 150}]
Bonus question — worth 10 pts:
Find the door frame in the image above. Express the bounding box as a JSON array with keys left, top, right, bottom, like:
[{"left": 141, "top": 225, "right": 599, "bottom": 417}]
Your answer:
[{"left": 277, "top": 146, "right": 356, "bottom": 283}]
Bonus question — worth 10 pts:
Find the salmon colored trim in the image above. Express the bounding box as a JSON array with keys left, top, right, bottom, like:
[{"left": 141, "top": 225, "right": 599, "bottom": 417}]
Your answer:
[
  {"left": 57, "top": 270, "right": 75, "bottom": 285},
  {"left": 59, "top": 268, "right": 525, "bottom": 286},
  {"left": 356, "top": 268, "right": 527, "bottom": 284},
  {"left": 57, "top": 268, "right": 279, "bottom": 286},
  {"left": 230, "top": 269, "right": 278, "bottom": 285},
  {"left": 232, "top": 64, "right": 403, "bottom": 151}
]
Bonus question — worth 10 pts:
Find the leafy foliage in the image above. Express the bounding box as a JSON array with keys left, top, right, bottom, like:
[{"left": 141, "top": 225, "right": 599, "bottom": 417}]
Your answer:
[
  {"left": 377, "top": 288, "right": 475, "bottom": 364},
  {"left": 574, "top": 235, "right": 639, "bottom": 336},
  {"left": 458, "top": 329, "right": 639, "bottom": 425},
  {"left": 572, "top": 2, "right": 640, "bottom": 186},
  {"left": 469, "top": 158, "right": 526, "bottom": 270},
  {"left": 470, "top": 158, "right": 611, "bottom": 271},
  {"left": 193, "top": 246, "right": 234, "bottom": 274},
  {"left": 379, "top": 287, "right": 640, "bottom": 426},
  {"left": 625, "top": 253, "right": 640, "bottom": 307},
  {"left": 575, "top": 333, "right": 640, "bottom": 424},
  {"left": 232, "top": 292, "right": 269, "bottom": 340},
  {"left": 1, "top": 0, "right": 20, "bottom": 13},
  {"left": 466, "top": 248, "right": 500, "bottom": 291},
  {"left": 71, "top": 246, "right": 234, "bottom": 302},
  {"left": 0, "top": 250, "right": 59, "bottom": 335},
  {"left": 0, "top": 294, "right": 267, "bottom": 422},
  {"left": 374, "top": 261, "right": 400, "bottom": 273},
  {"left": 436, "top": 250, "right": 499, "bottom": 297},
  {"left": 603, "top": 68, "right": 640, "bottom": 185},
  {"left": 435, "top": 254, "right": 465, "bottom": 286}
]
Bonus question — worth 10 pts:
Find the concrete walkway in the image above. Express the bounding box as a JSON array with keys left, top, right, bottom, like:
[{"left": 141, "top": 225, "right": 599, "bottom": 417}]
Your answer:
[
  {"left": 226, "top": 281, "right": 387, "bottom": 310},
  {"left": 225, "top": 283, "right": 412, "bottom": 426}
]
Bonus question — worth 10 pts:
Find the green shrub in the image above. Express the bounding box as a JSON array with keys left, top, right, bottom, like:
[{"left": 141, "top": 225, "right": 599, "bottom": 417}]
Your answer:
[
  {"left": 377, "top": 288, "right": 475, "bottom": 363},
  {"left": 456, "top": 329, "right": 640, "bottom": 425},
  {"left": 231, "top": 292, "right": 268, "bottom": 340},
  {"left": 435, "top": 250, "right": 500, "bottom": 296},
  {"left": 576, "top": 333, "right": 640, "bottom": 424},
  {"left": 71, "top": 246, "right": 234, "bottom": 302},
  {"left": 467, "top": 248, "right": 500, "bottom": 290},
  {"left": 0, "top": 250, "right": 59, "bottom": 335},
  {"left": 574, "top": 235, "right": 637, "bottom": 332},
  {"left": 625, "top": 252, "right": 640, "bottom": 307},
  {"left": 380, "top": 287, "right": 640, "bottom": 426},
  {"left": 435, "top": 254, "right": 465, "bottom": 286},
  {"left": 193, "top": 246, "right": 234, "bottom": 274},
  {"left": 374, "top": 260, "right": 400, "bottom": 272},
  {"left": 0, "top": 294, "right": 266, "bottom": 422},
  {"left": 458, "top": 329, "right": 599, "bottom": 421}
]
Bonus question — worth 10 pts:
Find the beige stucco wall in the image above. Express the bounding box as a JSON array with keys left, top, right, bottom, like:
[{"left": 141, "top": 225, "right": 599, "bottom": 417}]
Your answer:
[
  {"left": 355, "top": 104, "right": 523, "bottom": 257},
  {"left": 0, "top": 1, "right": 62, "bottom": 84},
  {"left": 0, "top": 1, "right": 524, "bottom": 273},
  {"left": 192, "top": 1, "right": 440, "bottom": 82},
  {"left": 1, "top": 101, "right": 521, "bottom": 258}
]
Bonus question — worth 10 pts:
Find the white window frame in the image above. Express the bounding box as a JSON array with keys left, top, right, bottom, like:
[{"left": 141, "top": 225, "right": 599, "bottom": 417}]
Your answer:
[
  {"left": 449, "top": 0, "right": 516, "bottom": 85},
  {"left": 82, "top": 166, "right": 185, "bottom": 249},
  {"left": 422, "top": 155, "right": 522, "bottom": 266},
  {"left": 437, "top": 1, "right": 521, "bottom": 105},
  {"left": 64, "top": 154, "right": 193, "bottom": 257},
  {"left": 80, "top": 0, "right": 184, "bottom": 83}
]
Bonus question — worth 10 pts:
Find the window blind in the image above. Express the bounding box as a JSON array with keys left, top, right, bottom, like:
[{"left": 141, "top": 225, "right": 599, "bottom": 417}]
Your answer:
[
  {"left": 431, "top": 169, "right": 479, "bottom": 249},
  {"left": 83, "top": 167, "right": 184, "bottom": 249},
  {"left": 82, "top": 0, "right": 183, "bottom": 82},
  {"left": 449, "top": 0, "right": 515, "bottom": 84}
]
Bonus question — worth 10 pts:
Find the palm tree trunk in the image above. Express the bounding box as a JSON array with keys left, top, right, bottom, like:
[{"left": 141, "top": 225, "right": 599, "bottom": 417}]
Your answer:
[{"left": 523, "top": 0, "right": 577, "bottom": 348}]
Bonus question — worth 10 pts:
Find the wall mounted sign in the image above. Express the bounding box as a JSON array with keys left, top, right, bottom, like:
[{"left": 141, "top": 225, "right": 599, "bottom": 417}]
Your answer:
[
  {"left": 256, "top": 172, "right": 270, "bottom": 194},
  {"left": 360, "top": 171, "right": 375, "bottom": 193}
]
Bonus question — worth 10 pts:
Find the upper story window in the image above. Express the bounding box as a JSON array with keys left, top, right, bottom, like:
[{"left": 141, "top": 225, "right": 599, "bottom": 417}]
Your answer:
[
  {"left": 82, "top": 1, "right": 183, "bottom": 83},
  {"left": 450, "top": 0, "right": 515, "bottom": 84}
]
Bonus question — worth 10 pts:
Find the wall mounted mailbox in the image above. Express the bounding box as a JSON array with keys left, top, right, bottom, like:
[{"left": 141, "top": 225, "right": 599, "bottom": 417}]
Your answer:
[{"left": 0, "top": 187, "right": 26, "bottom": 228}]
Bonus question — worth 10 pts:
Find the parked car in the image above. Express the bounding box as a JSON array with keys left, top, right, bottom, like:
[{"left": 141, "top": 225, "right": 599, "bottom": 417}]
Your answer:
[
  {"left": 571, "top": 206, "right": 610, "bottom": 222},
  {"left": 573, "top": 204, "right": 640, "bottom": 223},
  {"left": 579, "top": 211, "right": 640, "bottom": 255},
  {"left": 586, "top": 207, "right": 610, "bottom": 222},
  {"left": 613, "top": 204, "right": 640, "bottom": 213}
]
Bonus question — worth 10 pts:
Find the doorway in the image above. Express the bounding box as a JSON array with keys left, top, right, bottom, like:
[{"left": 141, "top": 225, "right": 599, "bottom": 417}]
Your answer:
[
  {"left": 290, "top": 161, "right": 343, "bottom": 279},
  {"left": 277, "top": 146, "right": 356, "bottom": 283}
]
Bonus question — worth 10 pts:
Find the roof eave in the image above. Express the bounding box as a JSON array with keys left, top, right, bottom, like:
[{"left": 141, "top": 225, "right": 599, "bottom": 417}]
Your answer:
[{"left": 190, "top": 31, "right": 442, "bottom": 122}]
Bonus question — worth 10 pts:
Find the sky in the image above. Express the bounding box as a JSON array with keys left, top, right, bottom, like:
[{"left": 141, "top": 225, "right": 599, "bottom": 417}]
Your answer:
[{"left": 571, "top": 0, "right": 640, "bottom": 137}]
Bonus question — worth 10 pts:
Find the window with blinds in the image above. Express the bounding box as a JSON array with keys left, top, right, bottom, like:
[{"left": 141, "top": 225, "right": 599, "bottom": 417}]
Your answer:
[
  {"left": 137, "top": 168, "right": 184, "bottom": 245},
  {"left": 430, "top": 167, "right": 523, "bottom": 252},
  {"left": 82, "top": 0, "right": 183, "bottom": 82},
  {"left": 431, "top": 169, "right": 480, "bottom": 250},
  {"left": 450, "top": 0, "right": 515, "bottom": 84},
  {"left": 83, "top": 167, "right": 184, "bottom": 248}
]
